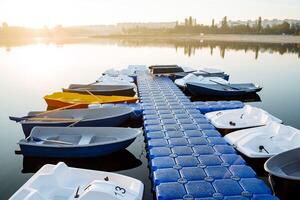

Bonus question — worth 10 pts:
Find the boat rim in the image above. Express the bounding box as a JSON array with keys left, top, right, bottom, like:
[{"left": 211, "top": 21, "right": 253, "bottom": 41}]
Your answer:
[
  {"left": 18, "top": 127, "right": 142, "bottom": 147},
  {"left": 20, "top": 107, "right": 134, "bottom": 124},
  {"left": 264, "top": 147, "right": 300, "bottom": 181}
]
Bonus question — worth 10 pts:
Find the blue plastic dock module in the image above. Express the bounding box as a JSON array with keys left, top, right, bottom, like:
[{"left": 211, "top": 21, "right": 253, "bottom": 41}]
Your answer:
[{"left": 137, "top": 74, "right": 278, "bottom": 200}]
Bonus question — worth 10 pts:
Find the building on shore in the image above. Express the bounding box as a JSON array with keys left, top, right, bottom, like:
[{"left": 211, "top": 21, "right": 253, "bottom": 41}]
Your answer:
[
  {"left": 220, "top": 19, "right": 300, "bottom": 28},
  {"left": 117, "top": 22, "right": 177, "bottom": 29}
]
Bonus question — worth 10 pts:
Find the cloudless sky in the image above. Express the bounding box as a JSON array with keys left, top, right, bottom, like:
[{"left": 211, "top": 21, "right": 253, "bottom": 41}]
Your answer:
[{"left": 0, "top": 0, "right": 299, "bottom": 27}]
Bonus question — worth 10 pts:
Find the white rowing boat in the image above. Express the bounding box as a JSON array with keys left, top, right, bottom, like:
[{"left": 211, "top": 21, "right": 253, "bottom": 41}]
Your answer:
[
  {"left": 10, "top": 162, "right": 144, "bottom": 200},
  {"left": 225, "top": 122, "right": 300, "bottom": 158},
  {"left": 205, "top": 105, "right": 282, "bottom": 130}
]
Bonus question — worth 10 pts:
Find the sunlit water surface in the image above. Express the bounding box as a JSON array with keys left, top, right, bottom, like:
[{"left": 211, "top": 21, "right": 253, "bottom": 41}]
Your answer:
[{"left": 0, "top": 40, "right": 299, "bottom": 199}]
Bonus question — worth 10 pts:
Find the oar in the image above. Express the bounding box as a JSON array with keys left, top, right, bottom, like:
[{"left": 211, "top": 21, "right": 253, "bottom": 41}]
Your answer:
[
  {"left": 31, "top": 136, "right": 73, "bottom": 145},
  {"left": 209, "top": 79, "right": 240, "bottom": 90},
  {"left": 9, "top": 103, "right": 81, "bottom": 122},
  {"left": 84, "top": 89, "right": 101, "bottom": 102},
  {"left": 67, "top": 118, "right": 84, "bottom": 127},
  {"left": 26, "top": 117, "right": 77, "bottom": 122},
  {"left": 9, "top": 117, "right": 78, "bottom": 122}
]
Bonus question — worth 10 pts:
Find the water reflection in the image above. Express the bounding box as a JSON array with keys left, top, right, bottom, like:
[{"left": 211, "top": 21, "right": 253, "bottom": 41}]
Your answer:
[
  {"left": 115, "top": 39, "right": 300, "bottom": 58},
  {"left": 21, "top": 149, "right": 142, "bottom": 173},
  {"left": 0, "top": 37, "right": 299, "bottom": 58}
]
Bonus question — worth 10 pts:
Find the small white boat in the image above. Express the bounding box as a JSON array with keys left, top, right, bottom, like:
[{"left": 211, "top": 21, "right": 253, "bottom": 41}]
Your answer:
[
  {"left": 120, "top": 68, "right": 135, "bottom": 76},
  {"left": 117, "top": 75, "right": 134, "bottom": 83},
  {"left": 205, "top": 105, "right": 282, "bottom": 131},
  {"left": 103, "top": 69, "right": 120, "bottom": 77},
  {"left": 174, "top": 73, "right": 228, "bottom": 88},
  {"left": 224, "top": 121, "right": 300, "bottom": 158},
  {"left": 10, "top": 162, "right": 144, "bottom": 200},
  {"left": 127, "top": 65, "right": 148, "bottom": 74},
  {"left": 100, "top": 74, "right": 134, "bottom": 83},
  {"left": 97, "top": 75, "right": 135, "bottom": 86},
  {"left": 104, "top": 65, "right": 148, "bottom": 77}
]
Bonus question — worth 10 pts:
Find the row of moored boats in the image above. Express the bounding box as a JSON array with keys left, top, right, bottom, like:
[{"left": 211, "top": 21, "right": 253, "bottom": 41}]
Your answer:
[
  {"left": 9, "top": 64, "right": 300, "bottom": 200},
  {"left": 9, "top": 65, "right": 149, "bottom": 200}
]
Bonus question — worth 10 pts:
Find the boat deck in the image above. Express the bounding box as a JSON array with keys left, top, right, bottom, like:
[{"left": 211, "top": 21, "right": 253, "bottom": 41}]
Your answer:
[{"left": 137, "top": 74, "right": 278, "bottom": 200}]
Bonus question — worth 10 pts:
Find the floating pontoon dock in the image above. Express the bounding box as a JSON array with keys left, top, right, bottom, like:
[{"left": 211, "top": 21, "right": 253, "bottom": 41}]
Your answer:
[{"left": 137, "top": 74, "right": 278, "bottom": 200}]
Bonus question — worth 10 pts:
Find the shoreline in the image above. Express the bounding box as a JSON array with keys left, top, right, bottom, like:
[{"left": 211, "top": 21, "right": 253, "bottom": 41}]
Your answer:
[
  {"left": 94, "top": 34, "right": 300, "bottom": 44},
  {"left": 189, "top": 34, "right": 300, "bottom": 44},
  {"left": 1, "top": 34, "right": 300, "bottom": 48}
]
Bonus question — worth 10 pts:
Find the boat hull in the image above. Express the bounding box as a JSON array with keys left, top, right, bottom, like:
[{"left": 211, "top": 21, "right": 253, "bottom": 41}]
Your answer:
[
  {"left": 264, "top": 147, "right": 300, "bottom": 200},
  {"left": 63, "top": 88, "right": 136, "bottom": 97},
  {"left": 21, "top": 112, "right": 131, "bottom": 137},
  {"left": 186, "top": 83, "right": 261, "bottom": 97},
  {"left": 63, "top": 84, "right": 136, "bottom": 97},
  {"left": 44, "top": 92, "right": 138, "bottom": 109},
  {"left": 20, "top": 139, "right": 135, "bottom": 158},
  {"left": 268, "top": 175, "right": 300, "bottom": 200}
]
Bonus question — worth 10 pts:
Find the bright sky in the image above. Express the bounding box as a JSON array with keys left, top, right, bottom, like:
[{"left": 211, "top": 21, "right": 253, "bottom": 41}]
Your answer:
[{"left": 0, "top": 0, "right": 299, "bottom": 28}]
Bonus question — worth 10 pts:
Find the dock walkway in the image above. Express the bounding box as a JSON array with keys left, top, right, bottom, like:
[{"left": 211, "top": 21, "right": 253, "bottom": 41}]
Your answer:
[{"left": 137, "top": 74, "right": 278, "bottom": 200}]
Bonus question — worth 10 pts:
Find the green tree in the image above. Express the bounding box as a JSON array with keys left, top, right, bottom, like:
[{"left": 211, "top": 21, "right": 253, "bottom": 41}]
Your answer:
[
  {"left": 188, "top": 16, "right": 193, "bottom": 27},
  {"left": 211, "top": 19, "right": 215, "bottom": 27},
  {"left": 221, "top": 16, "right": 228, "bottom": 32},
  {"left": 184, "top": 18, "right": 188, "bottom": 26},
  {"left": 246, "top": 23, "right": 251, "bottom": 33},
  {"left": 280, "top": 22, "right": 290, "bottom": 33},
  {"left": 271, "top": 22, "right": 290, "bottom": 34},
  {"left": 257, "top": 16, "right": 262, "bottom": 33}
]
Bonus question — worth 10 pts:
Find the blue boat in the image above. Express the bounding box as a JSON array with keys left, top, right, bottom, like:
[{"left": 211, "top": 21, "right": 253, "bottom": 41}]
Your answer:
[
  {"left": 19, "top": 127, "right": 141, "bottom": 158},
  {"left": 10, "top": 107, "right": 134, "bottom": 137},
  {"left": 186, "top": 82, "right": 262, "bottom": 97}
]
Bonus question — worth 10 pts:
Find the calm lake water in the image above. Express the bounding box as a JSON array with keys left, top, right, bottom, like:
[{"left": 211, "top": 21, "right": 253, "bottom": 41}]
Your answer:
[{"left": 0, "top": 39, "right": 299, "bottom": 199}]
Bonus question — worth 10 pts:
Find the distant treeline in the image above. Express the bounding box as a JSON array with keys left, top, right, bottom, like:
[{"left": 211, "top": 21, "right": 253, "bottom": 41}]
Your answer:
[
  {"left": 124, "top": 17, "right": 300, "bottom": 35},
  {"left": 1, "top": 17, "right": 300, "bottom": 40}
]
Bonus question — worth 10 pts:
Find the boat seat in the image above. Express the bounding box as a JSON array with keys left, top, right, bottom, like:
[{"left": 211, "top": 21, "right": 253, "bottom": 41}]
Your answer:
[
  {"left": 89, "top": 136, "right": 118, "bottom": 144},
  {"left": 46, "top": 135, "right": 82, "bottom": 145},
  {"left": 11, "top": 188, "right": 47, "bottom": 200},
  {"left": 30, "top": 174, "right": 74, "bottom": 199}
]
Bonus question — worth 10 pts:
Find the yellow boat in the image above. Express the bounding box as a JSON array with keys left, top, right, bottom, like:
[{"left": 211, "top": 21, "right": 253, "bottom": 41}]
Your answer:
[{"left": 44, "top": 92, "right": 138, "bottom": 109}]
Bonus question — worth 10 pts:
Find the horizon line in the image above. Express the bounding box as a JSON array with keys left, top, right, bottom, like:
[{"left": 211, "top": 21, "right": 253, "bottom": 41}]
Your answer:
[{"left": 2, "top": 17, "right": 300, "bottom": 29}]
